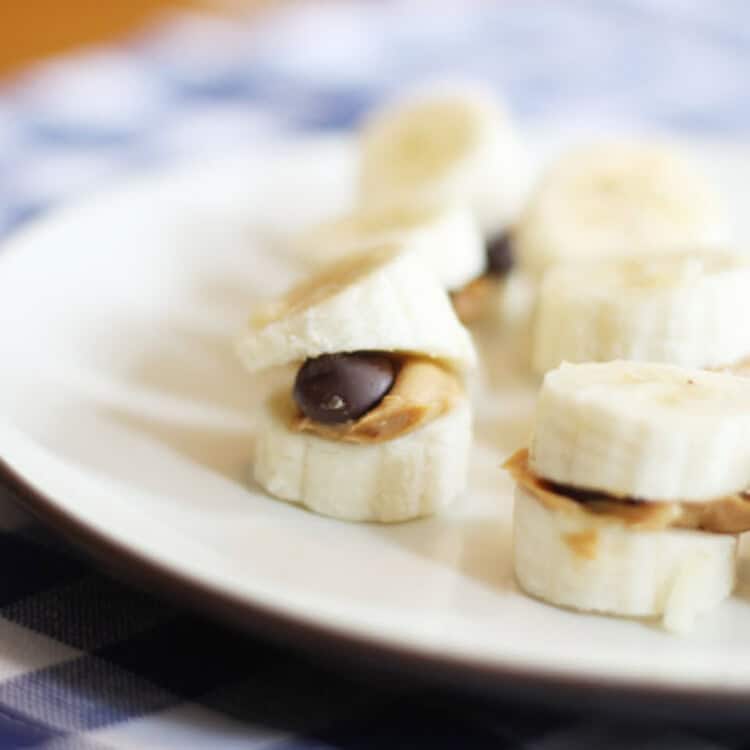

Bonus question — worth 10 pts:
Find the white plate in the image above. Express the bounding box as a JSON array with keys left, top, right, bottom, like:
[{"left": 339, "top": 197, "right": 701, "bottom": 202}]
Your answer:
[{"left": 2, "top": 134, "right": 750, "bottom": 711}]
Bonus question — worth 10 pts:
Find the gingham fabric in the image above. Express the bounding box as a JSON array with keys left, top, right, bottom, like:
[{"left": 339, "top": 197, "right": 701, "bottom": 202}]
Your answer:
[{"left": 0, "top": 1, "right": 749, "bottom": 747}]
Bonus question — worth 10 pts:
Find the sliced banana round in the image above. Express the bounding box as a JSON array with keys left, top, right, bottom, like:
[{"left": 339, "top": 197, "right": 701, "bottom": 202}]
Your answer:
[
  {"left": 531, "top": 361, "right": 750, "bottom": 502},
  {"left": 359, "top": 83, "right": 529, "bottom": 237},
  {"left": 515, "top": 142, "right": 729, "bottom": 277},
  {"left": 236, "top": 243, "right": 477, "bottom": 374},
  {"left": 513, "top": 486, "right": 737, "bottom": 633},
  {"left": 297, "top": 201, "right": 485, "bottom": 292},
  {"left": 533, "top": 250, "right": 750, "bottom": 373},
  {"left": 255, "top": 390, "right": 471, "bottom": 522}
]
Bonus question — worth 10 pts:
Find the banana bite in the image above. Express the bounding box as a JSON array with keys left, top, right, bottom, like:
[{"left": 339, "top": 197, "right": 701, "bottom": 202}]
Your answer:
[
  {"left": 236, "top": 244, "right": 476, "bottom": 522},
  {"left": 504, "top": 361, "right": 750, "bottom": 632}
]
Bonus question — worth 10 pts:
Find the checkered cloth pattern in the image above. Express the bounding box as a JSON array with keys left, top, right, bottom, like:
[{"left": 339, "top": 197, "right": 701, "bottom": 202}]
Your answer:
[{"left": 0, "top": 1, "right": 749, "bottom": 746}]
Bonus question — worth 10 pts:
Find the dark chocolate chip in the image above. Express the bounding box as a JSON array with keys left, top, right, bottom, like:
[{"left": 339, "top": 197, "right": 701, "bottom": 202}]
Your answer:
[
  {"left": 293, "top": 352, "right": 396, "bottom": 424},
  {"left": 544, "top": 479, "right": 645, "bottom": 506},
  {"left": 486, "top": 232, "right": 514, "bottom": 276}
]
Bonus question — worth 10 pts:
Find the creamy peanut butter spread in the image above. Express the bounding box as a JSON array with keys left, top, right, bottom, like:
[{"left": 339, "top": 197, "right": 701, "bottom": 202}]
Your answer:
[
  {"left": 504, "top": 449, "right": 750, "bottom": 533},
  {"left": 563, "top": 529, "right": 599, "bottom": 560},
  {"left": 293, "top": 356, "right": 463, "bottom": 444},
  {"left": 450, "top": 275, "right": 496, "bottom": 324}
]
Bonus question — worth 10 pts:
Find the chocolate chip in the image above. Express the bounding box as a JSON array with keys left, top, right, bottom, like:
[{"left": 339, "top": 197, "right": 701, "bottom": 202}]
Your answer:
[
  {"left": 486, "top": 231, "right": 514, "bottom": 276},
  {"left": 545, "top": 479, "right": 645, "bottom": 506},
  {"left": 293, "top": 352, "right": 396, "bottom": 424}
]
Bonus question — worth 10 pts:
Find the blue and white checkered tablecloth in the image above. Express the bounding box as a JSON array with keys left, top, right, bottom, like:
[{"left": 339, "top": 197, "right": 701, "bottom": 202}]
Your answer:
[{"left": 1, "top": 1, "right": 750, "bottom": 747}]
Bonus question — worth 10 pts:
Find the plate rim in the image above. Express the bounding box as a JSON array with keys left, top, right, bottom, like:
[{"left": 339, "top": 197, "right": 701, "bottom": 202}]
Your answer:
[{"left": 4, "top": 456, "right": 750, "bottom": 719}]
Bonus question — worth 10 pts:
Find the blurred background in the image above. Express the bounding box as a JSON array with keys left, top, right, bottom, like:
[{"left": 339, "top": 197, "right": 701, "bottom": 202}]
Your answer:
[{"left": 0, "top": 1, "right": 747, "bottom": 232}]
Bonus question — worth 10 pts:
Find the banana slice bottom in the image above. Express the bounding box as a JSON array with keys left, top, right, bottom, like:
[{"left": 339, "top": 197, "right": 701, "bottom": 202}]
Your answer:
[
  {"left": 254, "top": 390, "right": 471, "bottom": 522},
  {"left": 532, "top": 250, "right": 750, "bottom": 374},
  {"left": 513, "top": 486, "right": 737, "bottom": 633}
]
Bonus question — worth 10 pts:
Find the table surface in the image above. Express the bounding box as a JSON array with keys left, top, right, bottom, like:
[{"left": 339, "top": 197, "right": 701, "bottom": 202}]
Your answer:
[{"left": 0, "top": 1, "right": 280, "bottom": 76}]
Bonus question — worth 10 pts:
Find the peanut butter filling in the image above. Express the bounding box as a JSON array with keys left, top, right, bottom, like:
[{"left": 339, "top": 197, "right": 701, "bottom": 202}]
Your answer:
[
  {"left": 717, "top": 354, "right": 750, "bottom": 378},
  {"left": 293, "top": 356, "right": 463, "bottom": 444},
  {"left": 450, "top": 275, "right": 497, "bottom": 324},
  {"left": 504, "top": 449, "right": 750, "bottom": 533}
]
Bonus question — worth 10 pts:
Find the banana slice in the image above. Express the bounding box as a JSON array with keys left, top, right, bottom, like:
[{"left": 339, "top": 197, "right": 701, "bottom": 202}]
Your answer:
[
  {"left": 255, "top": 390, "right": 471, "bottom": 522},
  {"left": 515, "top": 142, "right": 729, "bottom": 277},
  {"left": 513, "top": 486, "right": 737, "bottom": 633},
  {"left": 236, "top": 243, "right": 476, "bottom": 374},
  {"left": 298, "top": 201, "right": 485, "bottom": 292},
  {"left": 359, "top": 83, "right": 529, "bottom": 237},
  {"left": 533, "top": 250, "right": 750, "bottom": 373},
  {"left": 531, "top": 361, "right": 750, "bottom": 502}
]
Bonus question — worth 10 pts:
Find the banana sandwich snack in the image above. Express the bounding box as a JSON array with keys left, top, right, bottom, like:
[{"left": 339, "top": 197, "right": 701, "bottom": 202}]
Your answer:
[
  {"left": 505, "top": 361, "right": 750, "bottom": 633},
  {"left": 532, "top": 249, "right": 750, "bottom": 374},
  {"left": 515, "top": 142, "right": 729, "bottom": 278},
  {"left": 300, "top": 83, "right": 529, "bottom": 323},
  {"left": 236, "top": 244, "right": 477, "bottom": 522}
]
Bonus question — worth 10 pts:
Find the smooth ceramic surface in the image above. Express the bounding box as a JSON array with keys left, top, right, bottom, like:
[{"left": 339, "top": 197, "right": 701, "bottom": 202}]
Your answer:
[{"left": 2, "top": 134, "right": 750, "bottom": 699}]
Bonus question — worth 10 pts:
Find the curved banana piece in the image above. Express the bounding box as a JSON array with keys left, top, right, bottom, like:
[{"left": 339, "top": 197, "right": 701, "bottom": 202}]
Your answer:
[
  {"left": 513, "top": 487, "right": 737, "bottom": 633},
  {"left": 298, "top": 201, "right": 485, "bottom": 292},
  {"left": 515, "top": 141, "right": 729, "bottom": 277},
  {"left": 255, "top": 392, "right": 471, "bottom": 522},
  {"left": 531, "top": 361, "right": 750, "bottom": 502},
  {"left": 359, "top": 83, "right": 529, "bottom": 237},
  {"left": 532, "top": 250, "right": 750, "bottom": 373},
  {"left": 236, "top": 244, "right": 476, "bottom": 374}
]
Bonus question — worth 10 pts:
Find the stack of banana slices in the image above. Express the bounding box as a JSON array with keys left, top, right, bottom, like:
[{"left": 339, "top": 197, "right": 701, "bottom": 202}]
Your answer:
[
  {"left": 513, "top": 141, "right": 736, "bottom": 375},
  {"left": 506, "top": 361, "right": 750, "bottom": 633},
  {"left": 236, "top": 244, "right": 476, "bottom": 523},
  {"left": 293, "top": 82, "right": 530, "bottom": 323}
]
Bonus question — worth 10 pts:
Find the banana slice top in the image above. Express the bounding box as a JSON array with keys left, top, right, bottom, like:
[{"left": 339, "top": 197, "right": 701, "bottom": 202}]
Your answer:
[
  {"left": 541, "top": 361, "right": 750, "bottom": 419},
  {"left": 359, "top": 83, "right": 529, "bottom": 237},
  {"left": 252, "top": 246, "right": 396, "bottom": 328},
  {"left": 530, "top": 361, "right": 750, "bottom": 502},
  {"left": 506, "top": 449, "right": 750, "bottom": 534},
  {"left": 545, "top": 249, "right": 750, "bottom": 297},
  {"left": 362, "top": 97, "right": 483, "bottom": 187},
  {"left": 237, "top": 243, "right": 477, "bottom": 374},
  {"left": 515, "top": 141, "right": 728, "bottom": 274}
]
